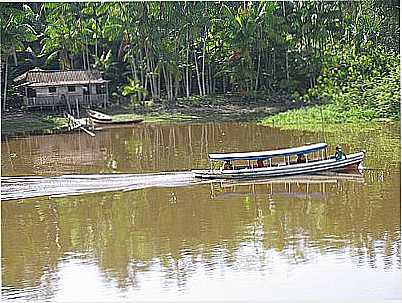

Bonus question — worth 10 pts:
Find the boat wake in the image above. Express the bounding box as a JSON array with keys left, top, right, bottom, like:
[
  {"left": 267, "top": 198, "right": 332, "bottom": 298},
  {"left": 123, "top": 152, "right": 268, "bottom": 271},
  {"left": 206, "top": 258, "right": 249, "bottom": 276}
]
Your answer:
[
  {"left": 1, "top": 172, "right": 202, "bottom": 201},
  {"left": 1, "top": 171, "right": 365, "bottom": 202}
]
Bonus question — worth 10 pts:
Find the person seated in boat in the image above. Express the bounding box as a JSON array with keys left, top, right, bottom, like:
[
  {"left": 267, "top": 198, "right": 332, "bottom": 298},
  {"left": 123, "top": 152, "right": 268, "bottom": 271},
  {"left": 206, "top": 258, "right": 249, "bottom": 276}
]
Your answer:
[
  {"left": 296, "top": 153, "right": 306, "bottom": 163},
  {"left": 256, "top": 159, "right": 265, "bottom": 168},
  {"left": 335, "top": 144, "right": 347, "bottom": 160},
  {"left": 222, "top": 160, "right": 233, "bottom": 170}
]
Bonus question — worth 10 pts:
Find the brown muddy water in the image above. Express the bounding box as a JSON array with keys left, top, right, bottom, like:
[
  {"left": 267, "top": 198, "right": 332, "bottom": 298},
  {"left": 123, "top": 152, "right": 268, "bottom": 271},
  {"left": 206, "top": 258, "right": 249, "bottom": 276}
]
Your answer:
[{"left": 1, "top": 122, "right": 401, "bottom": 301}]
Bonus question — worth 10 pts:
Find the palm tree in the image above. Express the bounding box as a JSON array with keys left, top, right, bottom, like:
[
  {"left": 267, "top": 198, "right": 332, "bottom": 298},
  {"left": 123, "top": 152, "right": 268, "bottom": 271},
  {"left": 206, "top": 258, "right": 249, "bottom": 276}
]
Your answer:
[{"left": 1, "top": 3, "right": 37, "bottom": 110}]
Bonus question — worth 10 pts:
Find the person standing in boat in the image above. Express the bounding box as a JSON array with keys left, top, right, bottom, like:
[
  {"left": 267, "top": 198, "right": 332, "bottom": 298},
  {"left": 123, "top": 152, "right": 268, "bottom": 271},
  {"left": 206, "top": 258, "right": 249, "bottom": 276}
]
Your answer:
[
  {"left": 222, "top": 160, "right": 233, "bottom": 170},
  {"left": 256, "top": 159, "right": 265, "bottom": 168},
  {"left": 335, "top": 144, "right": 347, "bottom": 160}
]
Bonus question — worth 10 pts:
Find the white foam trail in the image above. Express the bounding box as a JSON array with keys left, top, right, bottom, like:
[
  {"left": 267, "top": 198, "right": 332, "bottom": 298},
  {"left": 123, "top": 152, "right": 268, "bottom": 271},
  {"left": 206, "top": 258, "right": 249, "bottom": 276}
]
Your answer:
[{"left": 1, "top": 172, "right": 203, "bottom": 201}]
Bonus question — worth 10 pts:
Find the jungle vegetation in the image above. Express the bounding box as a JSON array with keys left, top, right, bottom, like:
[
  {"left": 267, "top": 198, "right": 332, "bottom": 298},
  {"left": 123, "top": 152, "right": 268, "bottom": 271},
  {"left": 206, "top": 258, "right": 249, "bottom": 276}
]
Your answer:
[{"left": 0, "top": 1, "right": 400, "bottom": 120}]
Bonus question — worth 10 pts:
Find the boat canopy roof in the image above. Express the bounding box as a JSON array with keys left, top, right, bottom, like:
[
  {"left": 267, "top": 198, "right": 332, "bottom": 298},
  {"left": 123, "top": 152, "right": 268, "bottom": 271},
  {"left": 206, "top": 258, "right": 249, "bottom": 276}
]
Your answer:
[{"left": 209, "top": 143, "right": 328, "bottom": 161}]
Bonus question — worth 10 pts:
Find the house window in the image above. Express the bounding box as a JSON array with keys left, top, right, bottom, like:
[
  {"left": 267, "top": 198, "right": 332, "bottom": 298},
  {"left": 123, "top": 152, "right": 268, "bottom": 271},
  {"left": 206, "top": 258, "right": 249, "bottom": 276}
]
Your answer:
[
  {"left": 68, "top": 86, "right": 76, "bottom": 92},
  {"left": 49, "top": 87, "right": 56, "bottom": 93},
  {"left": 96, "top": 84, "right": 106, "bottom": 94},
  {"left": 27, "top": 88, "right": 36, "bottom": 98}
]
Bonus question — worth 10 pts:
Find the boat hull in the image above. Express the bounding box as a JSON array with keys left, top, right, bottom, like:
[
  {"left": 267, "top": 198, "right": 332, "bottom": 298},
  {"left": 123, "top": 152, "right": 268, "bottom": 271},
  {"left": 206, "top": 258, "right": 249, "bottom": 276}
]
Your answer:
[
  {"left": 87, "top": 109, "right": 112, "bottom": 122},
  {"left": 193, "top": 152, "right": 364, "bottom": 179},
  {"left": 91, "top": 118, "right": 144, "bottom": 125}
]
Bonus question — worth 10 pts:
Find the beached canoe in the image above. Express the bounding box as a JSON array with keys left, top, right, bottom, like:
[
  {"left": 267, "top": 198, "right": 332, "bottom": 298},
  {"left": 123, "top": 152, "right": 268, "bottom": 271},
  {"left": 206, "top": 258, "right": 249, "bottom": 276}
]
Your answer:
[
  {"left": 91, "top": 118, "right": 143, "bottom": 125},
  {"left": 87, "top": 109, "right": 112, "bottom": 122}
]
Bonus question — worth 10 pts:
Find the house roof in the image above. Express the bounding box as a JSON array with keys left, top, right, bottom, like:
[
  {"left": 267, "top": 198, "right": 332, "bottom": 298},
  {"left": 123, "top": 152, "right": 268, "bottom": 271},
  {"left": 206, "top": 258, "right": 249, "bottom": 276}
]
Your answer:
[{"left": 14, "top": 68, "right": 108, "bottom": 87}]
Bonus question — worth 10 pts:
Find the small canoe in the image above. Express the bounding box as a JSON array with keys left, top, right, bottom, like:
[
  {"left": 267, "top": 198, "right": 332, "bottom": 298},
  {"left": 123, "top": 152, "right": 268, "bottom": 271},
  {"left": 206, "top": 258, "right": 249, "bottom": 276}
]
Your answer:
[
  {"left": 192, "top": 143, "right": 365, "bottom": 179},
  {"left": 91, "top": 118, "right": 144, "bottom": 125},
  {"left": 87, "top": 109, "right": 112, "bottom": 122}
]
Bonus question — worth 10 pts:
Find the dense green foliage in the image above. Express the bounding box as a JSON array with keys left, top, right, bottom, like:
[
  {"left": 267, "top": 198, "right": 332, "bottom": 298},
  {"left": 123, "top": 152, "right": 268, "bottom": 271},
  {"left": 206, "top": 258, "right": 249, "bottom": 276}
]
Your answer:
[{"left": 1, "top": 1, "right": 400, "bottom": 120}]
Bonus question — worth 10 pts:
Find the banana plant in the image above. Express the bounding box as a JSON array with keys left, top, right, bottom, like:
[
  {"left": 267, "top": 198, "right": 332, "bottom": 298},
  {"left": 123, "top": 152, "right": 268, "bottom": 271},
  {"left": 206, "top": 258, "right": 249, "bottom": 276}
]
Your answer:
[{"left": 122, "top": 77, "right": 148, "bottom": 109}]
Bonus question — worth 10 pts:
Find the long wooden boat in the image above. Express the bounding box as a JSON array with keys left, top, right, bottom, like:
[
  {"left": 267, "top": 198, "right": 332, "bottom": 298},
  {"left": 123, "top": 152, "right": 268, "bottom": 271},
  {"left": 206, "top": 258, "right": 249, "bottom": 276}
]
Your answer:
[
  {"left": 87, "top": 109, "right": 112, "bottom": 122},
  {"left": 192, "top": 143, "right": 365, "bottom": 179}
]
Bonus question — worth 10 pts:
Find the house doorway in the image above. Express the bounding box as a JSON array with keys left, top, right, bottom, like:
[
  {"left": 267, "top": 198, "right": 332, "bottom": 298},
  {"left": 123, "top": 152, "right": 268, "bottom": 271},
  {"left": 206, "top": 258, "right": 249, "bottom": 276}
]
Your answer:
[{"left": 83, "top": 84, "right": 91, "bottom": 107}]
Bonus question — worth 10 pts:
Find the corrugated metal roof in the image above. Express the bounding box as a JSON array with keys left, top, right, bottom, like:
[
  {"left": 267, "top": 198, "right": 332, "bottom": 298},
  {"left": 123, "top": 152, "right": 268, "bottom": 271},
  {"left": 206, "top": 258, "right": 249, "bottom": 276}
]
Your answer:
[
  {"left": 209, "top": 143, "right": 328, "bottom": 161},
  {"left": 14, "top": 68, "right": 106, "bottom": 85}
]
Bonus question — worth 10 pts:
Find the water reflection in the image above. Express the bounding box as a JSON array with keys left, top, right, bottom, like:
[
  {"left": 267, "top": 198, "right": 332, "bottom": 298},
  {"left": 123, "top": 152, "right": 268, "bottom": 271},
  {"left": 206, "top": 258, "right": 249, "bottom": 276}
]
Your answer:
[
  {"left": 0, "top": 122, "right": 348, "bottom": 176},
  {"left": 210, "top": 172, "right": 365, "bottom": 200},
  {"left": 1, "top": 122, "right": 400, "bottom": 301},
  {"left": 2, "top": 170, "right": 400, "bottom": 301}
]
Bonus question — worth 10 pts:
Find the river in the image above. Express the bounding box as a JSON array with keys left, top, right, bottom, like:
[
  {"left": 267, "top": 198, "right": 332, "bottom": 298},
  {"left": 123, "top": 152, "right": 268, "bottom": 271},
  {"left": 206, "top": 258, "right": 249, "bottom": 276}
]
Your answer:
[{"left": 1, "top": 121, "right": 400, "bottom": 301}]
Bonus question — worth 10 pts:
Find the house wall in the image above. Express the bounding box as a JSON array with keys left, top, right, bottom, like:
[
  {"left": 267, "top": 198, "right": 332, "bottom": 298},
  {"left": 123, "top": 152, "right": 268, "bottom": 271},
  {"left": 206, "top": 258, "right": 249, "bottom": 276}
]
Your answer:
[
  {"left": 25, "top": 84, "right": 107, "bottom": 108},
  {"left": 35, "top": 85, "right": 86, "bottom": 97}
]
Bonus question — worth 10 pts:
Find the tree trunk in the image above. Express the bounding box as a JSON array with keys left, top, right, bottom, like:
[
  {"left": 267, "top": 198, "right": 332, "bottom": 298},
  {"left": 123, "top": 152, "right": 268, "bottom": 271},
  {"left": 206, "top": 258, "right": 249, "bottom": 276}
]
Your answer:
[
  {"left": 174, "top": 76, "right": 179, "bottom": 101},
  {"left": 139, "top": 48, "right": 145, "bottom": 90},
  {"left": 158, "top": 69, "right": 161, "bottom": 100},
  {"left": 147, "top": 46, "right": 158, "bottom": 99},
  {"left": 95, "top": 36, "right": 98, "bottom": 59},
  {"left": 86, "top": 45, "right": 90, "bottom": 69},
  {"left": 255, "top": 53, "right": 261, "bottom": 91},
  {"left": 3, "top": 55, "right": 8, "bottom": 111},
  {"left": 70, "top": 54, "right": 74, "bottom": 69},
  {"left": 208, "top": 64, "right": 213, "bottom": 95},
  {"left": 169, "top": 72, "right": 174, "bottom": 102},
  {"left": 132, "top": 59, "right": 141, "bottom": 103},
  {"left": 11, "top": 46, "right": 17, "bottom": 66},
  {"left": 205, "top": 64, "right": 209, "bottom": 95},
  {"left": 285, "top": 50, "right": 289, "bottom": 82},
  {"left": 185, "top": 36, "right": 190, "bottom": 98},
  {"left": 194, "top": 50, "right": 202, "bottom": 96},
  {"left": 82, "top": 52, "right": 86, "bottom": 70},
  {"left": 145, "top": 46, "right": 154, "bottom": 99},
  {"left": 161, "top": 64, "right": 166, "bottom": 100},
  {"left": 201, "top": 26, "right": 207, "bottom": 96},
  {"left": 282, "top": 2, "right": 289, "bottom": 83},
  {"left": 151, "top": 56, "right": 158, "bottom": 98},
  {"left": 183, "top": 71, "right": 187, "bottom": 98},
  {"left": 162, "top": 64, "right": 172, "bottom": 102},
  {"left": 210, "top": 65, "right": 213, "bottom": 94}
]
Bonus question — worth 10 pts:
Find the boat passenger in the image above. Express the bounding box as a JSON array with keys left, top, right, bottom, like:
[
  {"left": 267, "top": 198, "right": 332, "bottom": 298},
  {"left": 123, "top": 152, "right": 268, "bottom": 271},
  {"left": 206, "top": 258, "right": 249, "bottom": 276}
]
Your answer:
[
  {"left": 335, "top": 145, "right": 347, "bottom": 160},
  {"left": 256, "top": 159, "right": 264, "bottom": 168},
  {"left": 222, "top": 160, "right": 233, "bottom": 170},
  {"left": 296, "top": 153, "right": 306, "bottom": 163}
]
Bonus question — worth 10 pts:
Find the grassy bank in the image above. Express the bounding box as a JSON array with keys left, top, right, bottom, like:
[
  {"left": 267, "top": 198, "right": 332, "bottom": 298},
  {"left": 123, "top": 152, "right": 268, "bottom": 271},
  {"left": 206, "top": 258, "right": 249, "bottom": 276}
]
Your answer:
[
  {"left": 259, "top": 104, "right": 396, "bottom": 132},
  {"left": 1, "top": 113, "right": 69, "bottom": 137},
  {"left": 259, "top": 104, "right": 400, "bottom": 171},
  {"left": 1, "top": 112, "right": 200, "bottom": 137},
  {"left": 1, "top": 94, "right": 286, "bottom": 137}
]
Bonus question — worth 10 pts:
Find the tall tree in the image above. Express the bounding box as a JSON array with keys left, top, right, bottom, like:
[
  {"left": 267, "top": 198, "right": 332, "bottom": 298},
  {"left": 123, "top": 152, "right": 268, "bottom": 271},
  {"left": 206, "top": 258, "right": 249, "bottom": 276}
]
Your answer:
[{"left": 1, "top": 3, "right": 37, "bottom": 110}]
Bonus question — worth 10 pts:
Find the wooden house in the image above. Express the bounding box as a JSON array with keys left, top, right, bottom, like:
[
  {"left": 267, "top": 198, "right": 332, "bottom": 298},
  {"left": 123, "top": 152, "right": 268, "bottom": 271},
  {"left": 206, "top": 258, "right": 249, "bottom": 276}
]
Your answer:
[{"left": 14, "top": 68, "right": 109, "bottom": 109}]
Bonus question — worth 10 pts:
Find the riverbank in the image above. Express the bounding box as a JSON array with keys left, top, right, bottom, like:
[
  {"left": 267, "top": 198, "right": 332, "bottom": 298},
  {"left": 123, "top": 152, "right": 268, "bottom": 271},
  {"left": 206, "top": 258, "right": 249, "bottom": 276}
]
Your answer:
[
  {"left": 258, "top": 103, "right": 398, "bottom": 132},
  {"left": 1, "top": 94, "right": 296, "bottom": 138},
  {"left": 0, "top": 110, "right": 196, "bottom": 138},
  {"left": 259, "top": 104, "right": 401, "bottom": 172}
]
